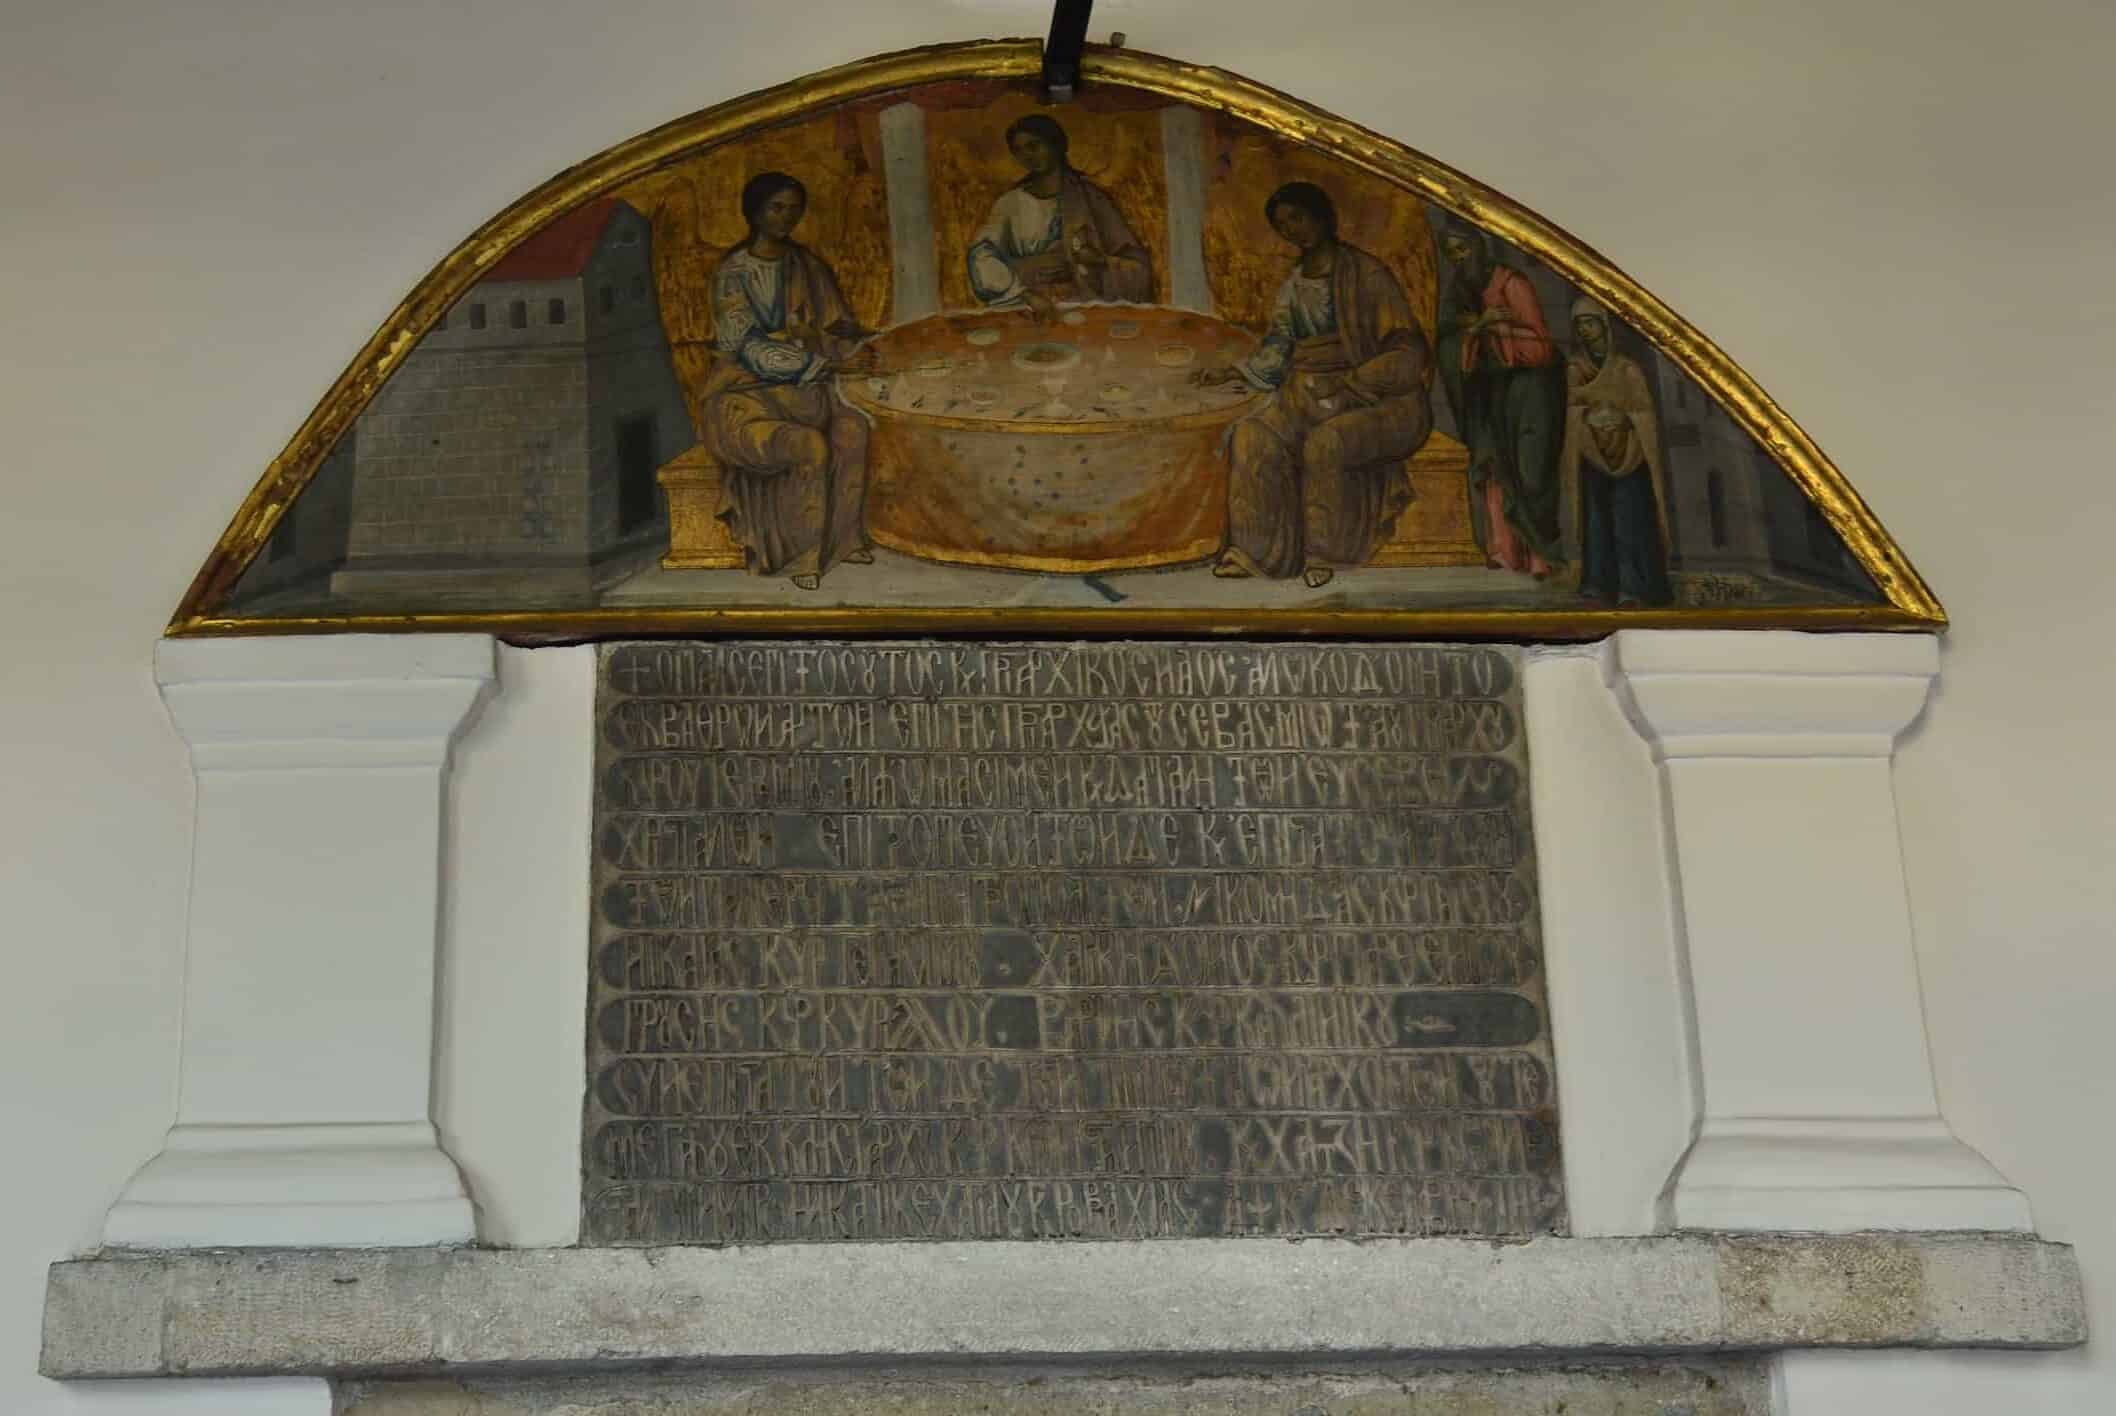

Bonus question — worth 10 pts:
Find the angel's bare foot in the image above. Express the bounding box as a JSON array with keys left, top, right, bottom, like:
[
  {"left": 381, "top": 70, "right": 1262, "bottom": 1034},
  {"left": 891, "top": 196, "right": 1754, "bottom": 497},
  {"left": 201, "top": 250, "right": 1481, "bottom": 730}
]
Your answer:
[
  {"left": 845, "top": 547, "right": 875, "bottom": 565},
  {"left": 1302, "top": 566, "right": 1335, "bottom": 589},
  {"left": 1212, "top": 554, "right": 1252, "bottom": 579},
  {"left": 792, "top": 573, "right": 821, "bottom": 591}
]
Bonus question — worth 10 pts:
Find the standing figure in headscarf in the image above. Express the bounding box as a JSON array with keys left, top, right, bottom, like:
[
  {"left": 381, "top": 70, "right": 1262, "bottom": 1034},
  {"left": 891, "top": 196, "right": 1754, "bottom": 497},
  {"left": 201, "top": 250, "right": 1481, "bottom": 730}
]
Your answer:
[
  {"left": 702, "top": 172, "right": 876, "bottom": 589},
  {"left": 1194, "top": 182, "right": 1433, "bottom": 587},
  {"left": 1435, "top": 221, "right": 1566, "bottom": 577},
  {"left": 1563, "top": 298, "right": 1673, "bottom": 606},
  {"left": 967, "top": 114, "right": 1153, "bottom": 322}
]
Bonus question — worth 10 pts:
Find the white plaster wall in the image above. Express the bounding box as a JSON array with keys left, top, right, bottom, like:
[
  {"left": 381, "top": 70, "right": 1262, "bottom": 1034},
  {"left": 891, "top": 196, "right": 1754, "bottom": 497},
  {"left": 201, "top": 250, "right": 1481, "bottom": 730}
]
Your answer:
[
  {"left": 437, "top": 643, "right": 592, "bottom": 1248},
  {"left": 2, "top": 1, "right": 2110, "bottom": 1410}
]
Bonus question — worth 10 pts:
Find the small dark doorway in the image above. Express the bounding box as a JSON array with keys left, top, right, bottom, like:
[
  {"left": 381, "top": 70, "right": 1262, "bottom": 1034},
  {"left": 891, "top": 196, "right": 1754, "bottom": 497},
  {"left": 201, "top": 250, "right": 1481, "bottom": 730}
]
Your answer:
[
  {"left": 615, "top": 415, "right": 660, "bottom": 533},
  {"left": 1706, "top": 468, "right": 1729, "bottom": 549}
]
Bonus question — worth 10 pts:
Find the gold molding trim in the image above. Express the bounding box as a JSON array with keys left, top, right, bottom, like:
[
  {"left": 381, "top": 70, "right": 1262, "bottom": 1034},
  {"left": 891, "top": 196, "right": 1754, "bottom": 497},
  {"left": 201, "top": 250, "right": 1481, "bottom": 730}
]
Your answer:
[
  {"left": 172, "top": 604, "right": 1938, "bottom": 641},
  {"left": 168, "top": 38, "right": 1943, "bottom": 637}
]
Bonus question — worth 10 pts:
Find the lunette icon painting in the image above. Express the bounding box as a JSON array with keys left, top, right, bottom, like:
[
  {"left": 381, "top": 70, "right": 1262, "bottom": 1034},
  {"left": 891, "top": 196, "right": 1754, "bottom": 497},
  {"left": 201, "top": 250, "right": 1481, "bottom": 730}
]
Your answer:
[{"left": 194, "top": 43, "right": 1928, "bottom": 636}]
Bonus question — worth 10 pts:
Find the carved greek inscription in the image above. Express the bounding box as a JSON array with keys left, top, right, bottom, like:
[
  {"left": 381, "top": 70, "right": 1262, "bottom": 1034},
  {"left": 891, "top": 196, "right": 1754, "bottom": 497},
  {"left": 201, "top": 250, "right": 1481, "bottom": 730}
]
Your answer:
[{"left": 584, "top": 642, "right": 1561, "bottom": 1243}]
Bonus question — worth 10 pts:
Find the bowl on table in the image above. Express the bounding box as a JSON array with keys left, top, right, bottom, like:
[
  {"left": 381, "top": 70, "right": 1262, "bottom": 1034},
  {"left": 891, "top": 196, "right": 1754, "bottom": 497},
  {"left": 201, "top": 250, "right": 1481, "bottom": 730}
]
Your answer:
[
  {"left": 1010, "top": 341, "right": 1083, "bottom": 374},
  {"left": 1154, "top": 343, "right": 1196, "bottom": 368}
]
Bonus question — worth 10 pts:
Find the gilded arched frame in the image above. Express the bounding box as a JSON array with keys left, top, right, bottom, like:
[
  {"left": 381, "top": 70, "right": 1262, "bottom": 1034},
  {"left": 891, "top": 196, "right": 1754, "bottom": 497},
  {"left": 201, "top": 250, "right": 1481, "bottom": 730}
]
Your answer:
[{"left": 169, "top": 40, "right": 1942, "bottom": 639}]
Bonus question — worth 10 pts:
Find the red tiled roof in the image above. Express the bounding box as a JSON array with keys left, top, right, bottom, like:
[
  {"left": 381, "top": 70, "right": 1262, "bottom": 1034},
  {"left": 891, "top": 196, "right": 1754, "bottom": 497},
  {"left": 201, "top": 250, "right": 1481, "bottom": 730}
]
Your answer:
[{"left": 484, "top": 198, "right": 625, "bottom": 281}]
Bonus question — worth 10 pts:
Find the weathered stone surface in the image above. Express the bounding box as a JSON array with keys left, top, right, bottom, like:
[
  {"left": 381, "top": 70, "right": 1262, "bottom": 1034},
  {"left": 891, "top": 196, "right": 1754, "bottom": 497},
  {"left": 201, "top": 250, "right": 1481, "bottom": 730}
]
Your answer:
[
  {"left": 40, "top": 1234, "right": 2085, "bottom": 1380},
  {"left": 587, "top": 642, "right": 1559, "bottom": 1245},
  {"left": 1897, "top": 1231, "right": 2092, "bottom": 1347},
  {"left": 1716, "top": 1236, "right": 1923, "bottom": 1346},
  {"left": 337, "top": 1361, "right": 1774, "bottom": 1415}
]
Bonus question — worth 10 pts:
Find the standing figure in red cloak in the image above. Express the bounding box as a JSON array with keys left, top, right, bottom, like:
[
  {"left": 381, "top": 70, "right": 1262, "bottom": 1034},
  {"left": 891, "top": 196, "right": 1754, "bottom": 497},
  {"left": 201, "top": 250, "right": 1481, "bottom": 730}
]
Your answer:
[{"left": 1435, "top": 220, "right": 1566, "bottom": 577}]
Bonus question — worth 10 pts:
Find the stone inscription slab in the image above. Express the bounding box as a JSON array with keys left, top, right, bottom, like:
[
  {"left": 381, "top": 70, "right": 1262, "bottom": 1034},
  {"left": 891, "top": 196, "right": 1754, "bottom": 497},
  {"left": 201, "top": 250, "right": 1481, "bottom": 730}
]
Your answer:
[{"left": 584, "top": 642, "right": 1561, "bottom": 1243}]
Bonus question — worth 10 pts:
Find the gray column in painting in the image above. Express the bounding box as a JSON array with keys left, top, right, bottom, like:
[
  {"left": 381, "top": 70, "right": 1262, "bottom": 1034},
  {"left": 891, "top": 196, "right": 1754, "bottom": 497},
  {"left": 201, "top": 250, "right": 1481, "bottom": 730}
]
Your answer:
[
  {"left": 1160, "top": 106, "right": 1213, "bottom": 313},
  {"left": 880, "top": 101, "right": 940, "bottom": 324}
]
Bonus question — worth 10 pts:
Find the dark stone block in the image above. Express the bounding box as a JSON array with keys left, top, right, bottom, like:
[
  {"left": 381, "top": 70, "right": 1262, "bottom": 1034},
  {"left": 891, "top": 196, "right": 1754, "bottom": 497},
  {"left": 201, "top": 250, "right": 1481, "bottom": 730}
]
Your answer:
[{"left": 584, "top": 643, "right": 1560, "bottom": 1243}]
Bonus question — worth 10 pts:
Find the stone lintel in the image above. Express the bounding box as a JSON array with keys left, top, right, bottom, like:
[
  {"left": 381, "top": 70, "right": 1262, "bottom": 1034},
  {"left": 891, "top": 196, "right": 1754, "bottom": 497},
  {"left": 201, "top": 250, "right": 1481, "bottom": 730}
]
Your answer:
[
  {"left": 42, "top": 1234, "right": 2084, "bottom": 1380},
  {"left": 340, "top": 1361, "right": 1780, "bottom": 1415}
]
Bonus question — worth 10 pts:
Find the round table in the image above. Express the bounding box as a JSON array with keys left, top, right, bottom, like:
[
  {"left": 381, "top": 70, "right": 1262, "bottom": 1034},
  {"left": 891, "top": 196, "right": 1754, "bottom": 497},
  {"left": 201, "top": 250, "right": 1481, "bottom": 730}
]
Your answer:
[{"left": 841, "top": 305, "right": 1263, "bottom": 572}]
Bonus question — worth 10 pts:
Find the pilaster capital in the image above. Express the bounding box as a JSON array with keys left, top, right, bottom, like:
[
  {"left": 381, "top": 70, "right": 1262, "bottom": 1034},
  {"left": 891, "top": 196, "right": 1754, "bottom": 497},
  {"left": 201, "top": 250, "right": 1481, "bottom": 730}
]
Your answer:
[
  {"left": 156, "top": 634, "right": 497, "bottom": 771},
  {"left": 1607, "top": 629, "right": 1938, "bottom": 761}
]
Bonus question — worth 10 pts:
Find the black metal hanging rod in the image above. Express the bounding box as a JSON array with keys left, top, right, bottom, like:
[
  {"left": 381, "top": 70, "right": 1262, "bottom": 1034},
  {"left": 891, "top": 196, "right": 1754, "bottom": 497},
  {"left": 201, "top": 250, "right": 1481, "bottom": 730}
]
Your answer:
[{"left": 1042, "top": 0, "right": 1094, "bottom": 103}]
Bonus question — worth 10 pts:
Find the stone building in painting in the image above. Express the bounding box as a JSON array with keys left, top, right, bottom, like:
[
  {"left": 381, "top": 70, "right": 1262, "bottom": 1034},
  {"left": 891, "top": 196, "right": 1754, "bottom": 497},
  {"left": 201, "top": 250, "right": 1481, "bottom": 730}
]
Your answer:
[
  {"left": 226, "top": 434, "right": 360, "bottom": 606},
  {"left": 326, "top": 198, "right": 694, "bottom": 601},
  {"left": 1647, "top": 361, "right": 1874, "bottom": 605}
]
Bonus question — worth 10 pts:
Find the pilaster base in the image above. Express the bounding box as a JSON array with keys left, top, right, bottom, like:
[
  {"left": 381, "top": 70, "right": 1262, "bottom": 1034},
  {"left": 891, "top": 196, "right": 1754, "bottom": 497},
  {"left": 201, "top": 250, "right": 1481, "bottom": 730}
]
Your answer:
[
  {"left": 104, "top": 1123, "right": 473, "bottom": 1249},
  {"left": 1666, "top": 1117, "right": 2033, "bottom": 1233}
]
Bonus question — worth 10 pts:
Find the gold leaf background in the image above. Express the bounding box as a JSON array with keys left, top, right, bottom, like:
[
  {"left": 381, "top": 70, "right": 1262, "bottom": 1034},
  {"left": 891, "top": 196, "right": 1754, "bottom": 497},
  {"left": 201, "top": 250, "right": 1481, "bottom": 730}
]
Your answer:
[
  {"left": 615, "top": 112, "right": 890, "bottom": 431},
  {"left": 924, "top": 92, "right": 1171, "bottom": 313},
  {"left": 598, "top": 89, "right": 1442, "bottom": 434},
  {"left": 1205, "top": 120, "right": 1439, "bottom": 338}
]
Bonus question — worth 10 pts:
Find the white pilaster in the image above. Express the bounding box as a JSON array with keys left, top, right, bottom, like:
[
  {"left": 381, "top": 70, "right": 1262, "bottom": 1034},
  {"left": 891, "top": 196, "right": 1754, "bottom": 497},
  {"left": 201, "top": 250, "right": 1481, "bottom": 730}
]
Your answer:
[
  {"left": 1609, "top": 630, "right": 2030, "bottom": 1233},
  {"left": 1522, "top": 645, "right": 1693, "bottom": 1235},
  {"left": 59, "top": 1379, "right": 331, "bottom": 1415},
  {"left": 1774, "top": 1350, "right": 2083, "bottom": 1415},
  {"left": 104, "top": 634, "right": 497, "bottom": 1248}
]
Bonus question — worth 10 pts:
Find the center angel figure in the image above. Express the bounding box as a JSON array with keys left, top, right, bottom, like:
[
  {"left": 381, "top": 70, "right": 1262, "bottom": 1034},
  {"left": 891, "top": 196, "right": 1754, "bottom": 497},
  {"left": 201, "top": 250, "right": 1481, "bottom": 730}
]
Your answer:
[{"left": 966, "top": 115, "right": 1154, "bottom": 320}]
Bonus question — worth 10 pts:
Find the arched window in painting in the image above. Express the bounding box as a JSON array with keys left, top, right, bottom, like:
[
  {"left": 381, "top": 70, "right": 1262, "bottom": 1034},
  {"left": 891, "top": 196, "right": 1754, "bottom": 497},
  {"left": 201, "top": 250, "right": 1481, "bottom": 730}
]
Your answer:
[{"left": 181, "top": 41, "right": 1936, "bottom": 637}]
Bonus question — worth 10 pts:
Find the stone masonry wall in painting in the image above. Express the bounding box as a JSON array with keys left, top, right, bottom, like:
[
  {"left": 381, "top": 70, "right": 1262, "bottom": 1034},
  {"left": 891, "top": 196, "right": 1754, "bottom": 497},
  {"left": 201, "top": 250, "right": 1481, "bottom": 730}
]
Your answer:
[
  {"left": 584, "top": 641, "right": 1562, "bottom": 1244},
  {"left": 343, "top": 335, "right": 591, "bottom": 563},
  {"left": 332, "top": 201, "right": 691, "bottom": 595}
]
